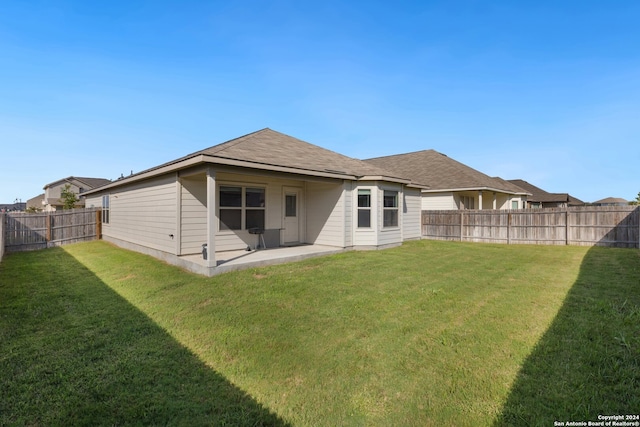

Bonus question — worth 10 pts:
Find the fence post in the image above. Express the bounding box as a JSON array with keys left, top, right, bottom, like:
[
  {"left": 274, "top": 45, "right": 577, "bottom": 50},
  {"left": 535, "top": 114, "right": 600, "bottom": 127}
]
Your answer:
[
  {"left": 46, "top": 213, "right": 51, "bottom": 242},
  {"left": 637, "top": 207, "right": 640, "bottom": 249},
  {"left": 507, "top": 212, "right": 512, "bottom": 244},
  {"left": 460, "top": 211, "right": 464, "bottom": 241},
  {"left": 0, "top": 213, "right": 5, "bottom": 262},
  {"left": 96, "top": 209, "right": 102, "bottom": 240},
  {"left": 565, "top": 209, "right": 569, "bottom": 246}
]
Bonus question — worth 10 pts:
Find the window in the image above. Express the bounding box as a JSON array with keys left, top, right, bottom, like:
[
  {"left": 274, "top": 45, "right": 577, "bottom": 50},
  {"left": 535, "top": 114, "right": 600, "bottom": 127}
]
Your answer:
[
  {"left": 285, "top": 194, "right": 297, "bottom": 217},
  {"left": 245, "top": 187, "right": 265, "bottom": 229},
  {"left": 102, "top": 195, "right": 110, "bottom": 224},
  {"left": 357, "top": 189, "right": 371, "bottom": 228},
  {"left": 219, "top": 186, "right": 265, "bottom": 231},
  {"left": 383, "top": 190, "right": 398, "bottom": 227},
  {"left": 511, "top": 200, "right": 519, "bottom": 210}
]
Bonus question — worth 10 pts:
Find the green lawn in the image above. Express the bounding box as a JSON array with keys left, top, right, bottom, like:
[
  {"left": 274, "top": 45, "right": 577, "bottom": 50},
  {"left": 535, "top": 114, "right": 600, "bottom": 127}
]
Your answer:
[{"left": 1, "top": 240, "right": 638, "bottom": 426}]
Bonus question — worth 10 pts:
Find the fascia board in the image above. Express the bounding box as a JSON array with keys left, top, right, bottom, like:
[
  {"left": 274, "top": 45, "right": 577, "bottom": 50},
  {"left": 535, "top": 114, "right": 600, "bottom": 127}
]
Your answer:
[{"left": 421, "top": 186, "right": 532, "bottom": 196}]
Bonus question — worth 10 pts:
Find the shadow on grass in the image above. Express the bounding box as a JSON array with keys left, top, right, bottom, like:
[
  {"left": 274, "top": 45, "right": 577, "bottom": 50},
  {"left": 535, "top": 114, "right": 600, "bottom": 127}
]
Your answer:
[
  {"left": 495, "top": 246, "right": 640, "bottom": 426},
  {"left": 0, "top": 248, "right": 288, "bottom": 426}
]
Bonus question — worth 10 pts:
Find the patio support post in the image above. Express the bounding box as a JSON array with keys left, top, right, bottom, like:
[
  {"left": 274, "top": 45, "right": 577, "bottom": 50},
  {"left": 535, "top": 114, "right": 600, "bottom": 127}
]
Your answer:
[
  {"left": 492, "top": 192, "right": 497, "bottom": 210},
  {"left": 478, "top": 191, "right": 483, "bottom": 210},
  {"left": 205, "top": 166, "right": 217, "bottom": 268}
]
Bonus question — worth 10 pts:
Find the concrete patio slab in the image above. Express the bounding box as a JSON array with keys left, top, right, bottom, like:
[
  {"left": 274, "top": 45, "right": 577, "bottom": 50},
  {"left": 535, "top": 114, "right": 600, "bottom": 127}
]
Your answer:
[{"left": 179, "top": 244, "right": 346, "bottom": 276}]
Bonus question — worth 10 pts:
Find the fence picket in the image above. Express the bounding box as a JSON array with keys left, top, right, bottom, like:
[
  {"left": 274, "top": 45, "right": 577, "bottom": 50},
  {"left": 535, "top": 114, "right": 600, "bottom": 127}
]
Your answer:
[
  {"left": 422, "top": 206, "right": 639, "bottom": 248},
  {"left": 3, "top": 208, "right": 101, "bottom": 252}
]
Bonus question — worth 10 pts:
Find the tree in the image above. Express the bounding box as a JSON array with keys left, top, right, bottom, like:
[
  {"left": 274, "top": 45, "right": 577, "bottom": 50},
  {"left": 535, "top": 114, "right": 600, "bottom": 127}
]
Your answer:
[
  {"left": 634, "top": 191, "right": 640, "bottom": 206},
  {"left": 60, "top": 184, "right": 79, "bottom": 210}
]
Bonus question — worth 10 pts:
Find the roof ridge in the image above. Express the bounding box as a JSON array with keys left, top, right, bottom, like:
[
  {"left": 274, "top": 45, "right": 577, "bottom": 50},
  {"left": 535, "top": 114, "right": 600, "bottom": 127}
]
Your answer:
[
  {"left": 364, "top": 149, "right": 439, "bottom": 161},
  {"left": 209, "top": 128, "right": 271, "bottom": 155}
]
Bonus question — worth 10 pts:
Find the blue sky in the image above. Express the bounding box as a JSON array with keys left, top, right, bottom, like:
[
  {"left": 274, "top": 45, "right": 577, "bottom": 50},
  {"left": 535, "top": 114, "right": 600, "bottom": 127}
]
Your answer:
[{"left": 1, "top": 0, "right": 638, "bottom": 204}]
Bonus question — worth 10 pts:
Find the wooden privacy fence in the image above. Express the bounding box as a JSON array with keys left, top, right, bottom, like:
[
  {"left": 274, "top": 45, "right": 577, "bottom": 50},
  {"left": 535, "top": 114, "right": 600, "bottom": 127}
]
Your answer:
[
  {"left": 422, "top": 206, "right": 640, "bottom": 248},
  {"left": 3, "top": 208, "right": 102, "bottom": 253}
]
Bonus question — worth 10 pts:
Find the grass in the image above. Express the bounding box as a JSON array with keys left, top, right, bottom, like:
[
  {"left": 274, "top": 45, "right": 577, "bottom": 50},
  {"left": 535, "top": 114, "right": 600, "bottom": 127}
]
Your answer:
[{"left": 0, "top": 240, "right": 638, "bottom": 426}]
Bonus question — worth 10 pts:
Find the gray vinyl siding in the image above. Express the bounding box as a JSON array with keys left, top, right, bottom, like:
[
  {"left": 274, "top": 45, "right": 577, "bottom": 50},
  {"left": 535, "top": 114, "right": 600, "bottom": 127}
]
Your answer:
[
  {"left": 84, "top": 195, "right": 101, "bottom": 209},
  {"left": 180, "top": 175, "right": 207, "bottom": 254},
  {"left": 402, "top": 187, "right": 422, "bottom": 240},
  {"left": 306, "top": 181, "right": 345, "bottom": 247},
  {"left": 422, "top": 192, "right": 456, "bottom": 210},
  {"left": 103, "top": 175, "right": 178, "bottom": 253},
  {"left": 343, "top": 181, "right": 353, "bottom": 248}
]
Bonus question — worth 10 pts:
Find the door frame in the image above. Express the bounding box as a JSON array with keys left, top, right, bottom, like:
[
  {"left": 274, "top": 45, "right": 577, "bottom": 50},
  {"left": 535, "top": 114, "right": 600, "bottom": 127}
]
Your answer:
[{"left": 282, "top": 186, "right": 304, "bottom": 245}]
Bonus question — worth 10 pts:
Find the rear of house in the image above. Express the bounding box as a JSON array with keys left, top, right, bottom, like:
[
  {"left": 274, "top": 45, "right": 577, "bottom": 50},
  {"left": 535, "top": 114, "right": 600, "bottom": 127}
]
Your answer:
[{"left": 84, "top": 129, "right": 425, "bottom": 275}]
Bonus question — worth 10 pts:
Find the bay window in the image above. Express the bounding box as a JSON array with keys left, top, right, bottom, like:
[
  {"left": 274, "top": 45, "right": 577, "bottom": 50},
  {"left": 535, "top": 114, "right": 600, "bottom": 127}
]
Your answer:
[
  {"left": 383, "top": 190, "right": 398, "bottom": 227},
  {"left": 357, "top": 189, "right": 371, "bottom": 228}
]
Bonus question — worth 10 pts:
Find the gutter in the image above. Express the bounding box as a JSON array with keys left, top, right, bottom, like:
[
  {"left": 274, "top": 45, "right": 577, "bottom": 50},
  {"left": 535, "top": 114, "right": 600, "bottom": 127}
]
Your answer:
[{"left": 421, "top": 186, "right": 532, "bottom": 196}]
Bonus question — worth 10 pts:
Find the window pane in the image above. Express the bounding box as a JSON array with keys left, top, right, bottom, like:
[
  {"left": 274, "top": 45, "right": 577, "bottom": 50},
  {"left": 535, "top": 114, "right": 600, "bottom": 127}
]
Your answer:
[
  {"left": 358, "top": 209, "right": 370, "bottom": 228},
  {"left": 246, "top": 188, "right": 265, "bottom": 207},
  {"left": 285, "top": 195, "right": 296, "bottom": 217},
  {"left": 383, "top": 209, "right": 398, "bottom": 227},
  {"left": 357, "top": 190, "right": 370, "bottom": 208},
  {"left": 246, "top": 210, "right": 265, "bottom": 230},
  {"left": 383, "top": 191, "right": 397, "bottom": 207},
  {"left": 220, "top": 186, "right": 242, "bottom": 207},
  {"left": 219, "top": 209, "right": 241, "bottom": 230}
]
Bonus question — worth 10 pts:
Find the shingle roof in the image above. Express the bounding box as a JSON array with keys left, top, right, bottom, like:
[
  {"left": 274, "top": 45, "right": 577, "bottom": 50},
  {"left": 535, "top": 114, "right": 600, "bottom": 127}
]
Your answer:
[
  {"left": 507, "top": 179, "right": 584, "bottom": 205},
  {"left": 85, "top": 128, "right": 424, "bottom": 194},
  {"left": 364, "top": 150, "right": 528, "bottom": 194},
  {"left": 184, "top": 128, "right": 409, "bottom": 180},
  {"left": 44, "top": 176, "right": 111, "bottom": 190},
  {"left": 592, "top": 197, "right": 629, "bottom": 205},
  {"left": 74, "top": 177, "right": 112, "bottom": 189},
  {"left": 492, "top": 177, "right": 533, "bottom": 194},
  {"left": 26, "top": 193, "right": 44, "bottom": 209}
]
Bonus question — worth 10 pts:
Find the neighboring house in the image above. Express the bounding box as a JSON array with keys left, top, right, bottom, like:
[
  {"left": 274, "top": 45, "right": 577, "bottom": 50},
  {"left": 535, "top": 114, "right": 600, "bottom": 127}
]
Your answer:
[
  {"left": 42, "top": 177, "right": 111, "bottom": 211},
  {"left": 26, "top": 193, "right": 45, "bottom": 211},
  {"left": 591, "top": 197, "right": 629, "bottom": 206},
  {"left": 0, "top": 202, "right": 26, "bottom": 212},
  {"left": 364, "top": 150, "right": 530, "bottom": 210},
  {"left": 507, "top": 179, "right": 584, "bottom": 208},
  {"left": 83, "top": 128, "right": 428, "bottom": 276}
]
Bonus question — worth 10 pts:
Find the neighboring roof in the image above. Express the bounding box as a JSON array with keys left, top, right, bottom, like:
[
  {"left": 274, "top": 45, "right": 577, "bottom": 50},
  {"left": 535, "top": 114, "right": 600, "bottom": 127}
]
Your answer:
[
  {"left": 44, "top": 176, "right": 112, "bottom": 190},
  {"left": 26, "top": 193, "right": 45, "bottom": 209},
  {"left": 364, "top": 150, "right": 529, "bottom": 195},
  {"left": 492, "top": 176, "right": 534, "bottom": 194},
  {"left": 568, "top": 195, "right": 584, "bottom": 206},
  {"left": 507, "top": 179, "right": 584, "bottom": 205},
  {"left": 592, "top": 197, "right": 629, "bottom": 205},
  {"left": 0, "top": 202, "right": 26, "bottom": 211},
  {"left": 86, "top": 128, "right": 428, "bottom": 195}
]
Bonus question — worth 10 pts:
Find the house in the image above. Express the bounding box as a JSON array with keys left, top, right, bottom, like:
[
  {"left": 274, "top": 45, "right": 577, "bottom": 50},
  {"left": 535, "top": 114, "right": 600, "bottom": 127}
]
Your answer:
[
  {"left": 591, "top": 197, "right": 629, "bottom": 207},
  {"left": 364, "top": 150, "right": 530, "bottom": 210},
  {"left": 507, "top": 179, "right": 584, "bottom": 208},
  {"left": 26, "top": 194, "right": 45, "bottom": 211},
  {"left": 42, "top": 177, "right": 111, "bottom": 211},
  {"left": 83, "top": 129, "right": 428, "bottom": 276}
]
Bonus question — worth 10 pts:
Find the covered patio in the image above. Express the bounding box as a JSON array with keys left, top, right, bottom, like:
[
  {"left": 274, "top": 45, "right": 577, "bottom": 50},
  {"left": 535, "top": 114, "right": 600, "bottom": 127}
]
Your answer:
[{"left": 177, "top": 244, "right": 346, "bottom": 276}]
